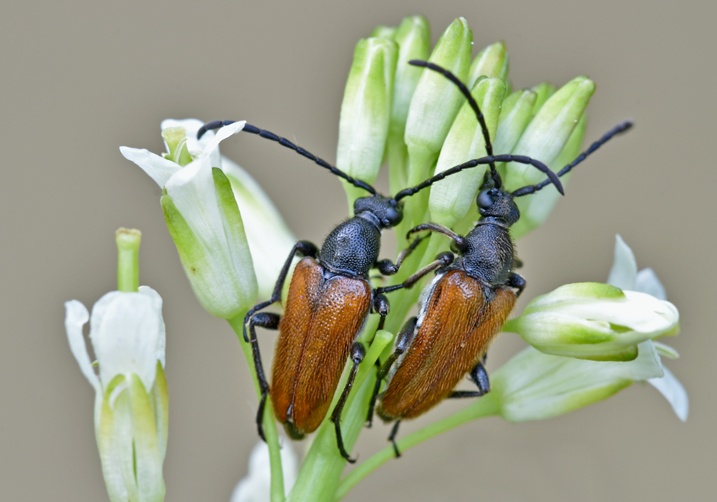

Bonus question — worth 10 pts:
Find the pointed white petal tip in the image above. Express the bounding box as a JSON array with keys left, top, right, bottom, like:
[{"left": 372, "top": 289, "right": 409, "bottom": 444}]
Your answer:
[
  {"left": 649, "top": 366, "right": 689, "bottom": 422},
  {"left": 119, "top": 146, "right": 181, "bottom": 188},
  {"left": 607, "top": 234, "right": 638, "bottom": 290},
  {"left": 65, "top": 300, "right": 100, "bottom": 391}
]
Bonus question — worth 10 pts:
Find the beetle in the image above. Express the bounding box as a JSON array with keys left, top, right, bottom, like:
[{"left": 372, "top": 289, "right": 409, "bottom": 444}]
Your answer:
[
  {"left": 197, "top": 68, "right": 567, "bottom": 462},
  {"left": 367, "top": 60, "right": 633, "bottom": 456}
]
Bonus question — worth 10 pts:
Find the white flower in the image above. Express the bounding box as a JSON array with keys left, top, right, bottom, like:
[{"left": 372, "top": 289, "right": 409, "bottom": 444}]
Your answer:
[
  {"left": 121, "top": 120, "right": 257, "bottom": 319},
  {"left": 65, "top": 287, "right": 168, "bottom": 502},
  {"left": 230, "top": 441, "right": 298, "bottom": 502},
  {"left": 607, "top": 234, "right": 688, "bottom": 421}
]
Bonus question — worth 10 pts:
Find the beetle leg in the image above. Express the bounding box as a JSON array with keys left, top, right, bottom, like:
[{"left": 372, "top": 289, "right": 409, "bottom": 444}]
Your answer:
[
  {"left": 449, "top": 359, "right": 491, "bottom": 398},
  {"left": 406, "top": 222, "right": 468, "bottom": 252},
  {"left": 247, "top": 312, "right": 280, "bottom": 441},
  {"left": 242, "top": 240, "right": 318, "bottom": 343},
  {"left": 375, "top": 234, "right": 428, "bottom": 276},
  {"left": 507, "top": 272, "right": 526, "bottom": 297},
  {"left": 375, "top": 252, "right": 454, "bottom": 295},
  {"left": 372, "top": 293, "right": 390, "bottom": 331},
  {"left": 388, "top": 420, "right": 402, "bottom": 458},
  {"left": 330, "top": 342, "right": 366, "bottom": 463},
  {"left": 367, "top": 317, "right": 418, "bottom": 427}
]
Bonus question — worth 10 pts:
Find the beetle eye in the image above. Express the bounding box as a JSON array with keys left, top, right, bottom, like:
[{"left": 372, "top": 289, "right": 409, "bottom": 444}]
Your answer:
[{"left": 477, "top": 190, "right": 494, "bottom": 209}]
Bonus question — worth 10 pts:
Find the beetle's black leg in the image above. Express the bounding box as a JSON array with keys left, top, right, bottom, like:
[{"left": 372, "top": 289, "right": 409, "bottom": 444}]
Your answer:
[
  {"left": 375, "top": 234, "right": 428, "bottom": 276},
  {"left": 242, "top": 240, "right": 317, "bottom": 343},
  {"left": 449, "top": 358, "right": 490, "bottom": 399},
  {"left": 372, "top": 293, "right": 390, "bottom": 331},
  {"left": 507, "top": 272, "right": 526, "bottom": 298},
  {"left": 389, "top": 420, "right": 402, "bottom": 458},
  {"left": 247, "top": 312, "right": 280, "bottom": 441},
  {"left": 366, "top": 317, "right": 418, "bottom": 427},
  {"left": 406, "top": 223, "right": 467, "bottom": 252},
  {"left": 330, "top": 342, "right": 366, "bottom": 463},
  {"left": 376, "top": 252, "right": 454, "bottom": 295}
]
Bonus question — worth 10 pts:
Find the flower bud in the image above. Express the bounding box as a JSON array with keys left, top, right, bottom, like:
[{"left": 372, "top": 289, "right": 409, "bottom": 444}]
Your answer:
[
  {"left": 371, "top": 25, "right": 396, "bottom": 39},
  {"left": 529, "top": 82, "right": 556, "bottom": 115},
  {"left": 493, "top": 341, "right": 664, "bottom": 422},
  {"left": 514, "top": 282, "right": 679, "bottom": 361},
  {"left": 504, "top": 77, "right": 595, "bottom": 237},
  {"left": 65, "top": 233, "right": 168, "bottom": 502},
  {"left": 404, "top": 17, "right": 473, "bottom": 185},
  {"left": 428, "top": 77, "right": 505, "bottom": 227},
  {"left": 467, "top": 41, "right": 509, "bottom": 88},
  {"left": 492, "top": 89, "right": 537, "bottom": 172},
  {"left": 122, "top": 121, "right": 258, "bottom": 320},
  {"left": 385, "top": 15, "right": 431, "bottom": 194},
  {"left": 337, "top": 37, "right": 397, "bottom": 207}
]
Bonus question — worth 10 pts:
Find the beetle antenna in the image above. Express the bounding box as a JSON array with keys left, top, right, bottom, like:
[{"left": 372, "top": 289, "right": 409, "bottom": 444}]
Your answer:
[
  {"left": 408, "top": 60, "right": 500, "bottom": 188},
  {"left": 394, "top": 153, "right": 564, "bottom": 201},
  {"left": 197, "top": 120, "right": 377, "bottom": 195},
  {"left": 512, "top": 120, "right": 633, "bottom": 197}
]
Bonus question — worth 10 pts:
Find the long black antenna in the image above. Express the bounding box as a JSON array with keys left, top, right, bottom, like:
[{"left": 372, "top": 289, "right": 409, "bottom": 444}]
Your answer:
[
  {"left": 394, "top": 153, "right": 563, "bottom": 201},
  {"left": 408, "top": 59, "right": 500, "bottom": 188},
  {"left": 197, "top": 120, "right": 377, "bottom": 195},
  {"left": 512, "top": 120, "right": 633, "bottom": 197}
]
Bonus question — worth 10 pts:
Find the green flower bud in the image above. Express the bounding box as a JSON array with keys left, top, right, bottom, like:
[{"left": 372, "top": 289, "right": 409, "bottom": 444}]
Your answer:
[
  {"left": 371, "top": 25, "right": 396, "bottom": 39},
  {"left": 404, "top": 17, "right": 473, "bottom": 185},
  {"left": 513, "top": 282, "right": 679, "bottom": 361},
  {"left": 492, "top": 89, "right": 537, "bottom": 178},
  {"left": 386, "top": 15, "right": 431, "bottom": 194},
  {"left": 504, "top": 76, "right": 595, "bottom": 237},
  {"left": 428, "top": 77, "right": 505, "bottom": 227},
  {"left": 467, "top": 41, "right": 509, "bottom": 88},
  {"left": 530, "top": 82, "right": 557, "bottom": 115},
  {"left": 337, "top": 37, "right": 398, "bottom": 207},
  {"left": 493, "top": 341, "right": 664, "bottom": 422}
]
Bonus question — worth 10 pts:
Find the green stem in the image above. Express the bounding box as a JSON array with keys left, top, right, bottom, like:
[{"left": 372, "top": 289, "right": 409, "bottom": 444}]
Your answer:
[
  {"left": 335, "top": 392, "right": 500, "bottom": 500},
  {"left": 116, "top": 228, "right": 141, "bottom": 293},
  {"left": 287, "top": 330, "right": 394, "bottom": 502},
  {"left": 227, "top": 314, "right": 285, "bottom": 502}
]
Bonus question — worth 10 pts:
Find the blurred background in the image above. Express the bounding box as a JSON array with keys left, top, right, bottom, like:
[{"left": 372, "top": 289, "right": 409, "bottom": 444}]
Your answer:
[{"left": 2, "top": 0, "right": 714, "bottom": 500}]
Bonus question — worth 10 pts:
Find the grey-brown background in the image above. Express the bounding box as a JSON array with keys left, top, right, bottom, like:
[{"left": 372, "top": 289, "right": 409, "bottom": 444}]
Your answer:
[{"left": 2, "top": 0, "right": 714, "bottom": 500}]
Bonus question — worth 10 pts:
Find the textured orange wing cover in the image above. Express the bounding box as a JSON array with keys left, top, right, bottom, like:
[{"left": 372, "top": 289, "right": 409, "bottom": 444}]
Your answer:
[
  {"left": 379, "top": 269, "right": 516, "bottom": 420},
  {"left": 272, "top": 257, "right": 372, "bottom": 435}
]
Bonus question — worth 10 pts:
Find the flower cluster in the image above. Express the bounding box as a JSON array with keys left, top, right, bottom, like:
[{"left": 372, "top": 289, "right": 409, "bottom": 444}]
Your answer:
[{"left": 65, "top": 14, "right": 687, "bottom": 502}]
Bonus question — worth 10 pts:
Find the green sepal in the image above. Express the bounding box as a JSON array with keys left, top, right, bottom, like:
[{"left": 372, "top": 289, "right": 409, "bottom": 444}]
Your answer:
[
  {"left": 467, "top": 41, "right": 509, "bottom": 88},
  {"left": 128, "top": 375, "right": 165, "bottom": 502}
]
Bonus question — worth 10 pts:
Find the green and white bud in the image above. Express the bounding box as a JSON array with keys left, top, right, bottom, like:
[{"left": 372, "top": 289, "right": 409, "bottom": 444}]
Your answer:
[
  {"left": 492, "top": 341, "right": 664, "bottom": 422},
  {"left": 122, "top": 121, "right": 258, "bottom": 319},
  {"left": 512, "top": 282, "right": 679, "bottom": 361},
  {"left": 385, "top": 15, "right": 431, "bottom": 193},
  {"left": 467, "top": 41, "right": 509, "bottom": 88},
  {"left": 504, "top": 77, "right": 595, "bottom": 238},
  {"left": 529, "top": 82, "right": 557, "bottom": 116},
  {"left": 493, "top": 90, "right": 537, "bottom": 162},
  {"left": 428, "top": 77, "right": 505, "bottom": 228},
  {"left": 65, "top": 231, "right": 168, "bottom": 502},
  {"left": 404, "top": 17, "right": 473, "bottom": 185},
  {"left": 337, "top": 37, "right": 397, "bottom": 207},
  {"left": 371, "top": 25, "right": 396, "bottom": 39}
]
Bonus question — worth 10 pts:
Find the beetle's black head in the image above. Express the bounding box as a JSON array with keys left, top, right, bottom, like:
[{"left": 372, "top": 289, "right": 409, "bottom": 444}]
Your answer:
[
  {"left": 354, "top": 195, "right": 403, "bottom": 229},
  {"left": 476, "top": 183, "right": 520, "bottom": 227}
]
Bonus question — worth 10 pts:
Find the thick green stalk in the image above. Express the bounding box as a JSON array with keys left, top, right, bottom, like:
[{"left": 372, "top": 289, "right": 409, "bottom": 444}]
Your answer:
[
  {"left": 116, "top": 228, "right": 141, "bottom": 293},
  {"left": 335, "top": 392, "right": 499, "bottom": 500},
  {"left": 227, "top": 314, "right": 284, "bottom": 502}
]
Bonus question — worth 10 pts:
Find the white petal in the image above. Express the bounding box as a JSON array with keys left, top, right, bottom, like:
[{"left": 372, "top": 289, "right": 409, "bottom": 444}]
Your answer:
[
  {"left": 200, "top": 120, "right": 245, "bottom": 161},
  {"left": 607, "top": 234, "right": 638, "bottom": 290},
  {"left": 230, "top": 440, "right": 298, "bottom": 502},
  {"left": 635, "top": 267, "right": 667, "bottom": 300},
  {"left": 139, "top": 286, "right": 166, "bottom": 368},
  {"left": 89, "top": 291, "right": 163, "bottom": 392},
  {"left": 64, "top": 300, "right": 100, "bottom": 391},
  {"left": 648, "top": 366, "right": 689, "bottom": 421},
  {"left": 161, "top": 118, "right": 215, "bottom": 155},
  {"left": 119, "top": 146, "right": 182, "bottom": 188}
]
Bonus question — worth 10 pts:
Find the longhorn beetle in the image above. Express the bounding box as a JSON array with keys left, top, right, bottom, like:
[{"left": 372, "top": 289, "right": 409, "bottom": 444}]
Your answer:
[
  {"left": 197, "top": 66, "right": 567, "bottom": 462},
  {"left": 367, "top": 60, "right": 633, "bottom": 456}
]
